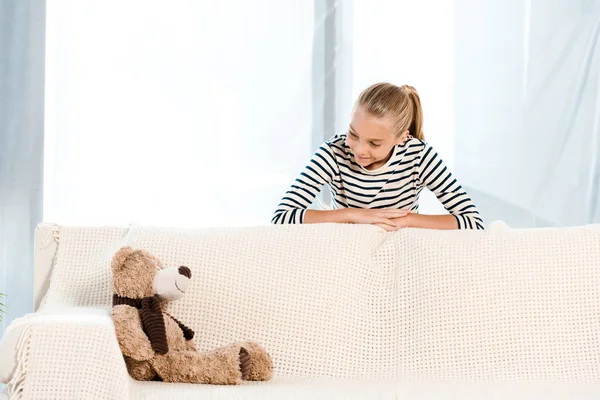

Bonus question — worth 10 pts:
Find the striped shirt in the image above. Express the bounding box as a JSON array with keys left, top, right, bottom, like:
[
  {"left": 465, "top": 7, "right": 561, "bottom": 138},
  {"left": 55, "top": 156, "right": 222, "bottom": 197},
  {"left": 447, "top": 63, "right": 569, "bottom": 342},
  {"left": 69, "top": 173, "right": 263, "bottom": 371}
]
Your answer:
[{"left": 272, "top": 134, "right": 484, "bottom": 230}]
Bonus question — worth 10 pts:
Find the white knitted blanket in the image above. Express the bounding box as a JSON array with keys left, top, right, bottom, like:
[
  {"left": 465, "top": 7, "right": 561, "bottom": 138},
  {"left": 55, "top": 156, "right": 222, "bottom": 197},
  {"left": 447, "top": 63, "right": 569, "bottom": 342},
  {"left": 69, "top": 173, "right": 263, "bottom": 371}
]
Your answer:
[{"left": 9, "top": 222, "right": 600, "bottom": 398}]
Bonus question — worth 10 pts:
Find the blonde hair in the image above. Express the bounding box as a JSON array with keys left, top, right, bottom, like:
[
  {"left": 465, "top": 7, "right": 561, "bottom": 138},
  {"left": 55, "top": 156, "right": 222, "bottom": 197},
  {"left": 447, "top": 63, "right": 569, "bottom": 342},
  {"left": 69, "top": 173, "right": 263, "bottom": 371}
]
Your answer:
[{"left": 354, "top": 82, "right": 424, "bottom": 140}]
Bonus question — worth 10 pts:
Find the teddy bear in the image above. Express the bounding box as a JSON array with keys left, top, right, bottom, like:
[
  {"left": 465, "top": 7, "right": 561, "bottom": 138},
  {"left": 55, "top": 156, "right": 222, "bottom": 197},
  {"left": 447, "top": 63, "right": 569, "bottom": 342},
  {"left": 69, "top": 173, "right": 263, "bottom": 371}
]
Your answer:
[{"left": 110, "top": 246, "right": 273, "bottom": 385}]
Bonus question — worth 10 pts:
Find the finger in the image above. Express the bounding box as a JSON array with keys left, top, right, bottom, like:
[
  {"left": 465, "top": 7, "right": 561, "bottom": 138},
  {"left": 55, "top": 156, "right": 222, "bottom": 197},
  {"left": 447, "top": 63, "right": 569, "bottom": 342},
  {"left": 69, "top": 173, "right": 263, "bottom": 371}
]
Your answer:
[
  {"left": 373, "top": 223, "right": 394, "bottom": 231},
  {"left": 375, "top": 218, "right": 397, "bottom": 227},
  {"left": 380, "top": 224, "right": 400, "bottom": 232}
]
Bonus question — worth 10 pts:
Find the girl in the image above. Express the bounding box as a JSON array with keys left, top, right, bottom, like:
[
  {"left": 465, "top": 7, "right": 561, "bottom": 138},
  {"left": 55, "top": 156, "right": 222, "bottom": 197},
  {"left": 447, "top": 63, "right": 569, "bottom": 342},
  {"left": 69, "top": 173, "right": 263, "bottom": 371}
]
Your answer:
[{"left": 272, "top": 82, "right": 484, "bottom": 231}]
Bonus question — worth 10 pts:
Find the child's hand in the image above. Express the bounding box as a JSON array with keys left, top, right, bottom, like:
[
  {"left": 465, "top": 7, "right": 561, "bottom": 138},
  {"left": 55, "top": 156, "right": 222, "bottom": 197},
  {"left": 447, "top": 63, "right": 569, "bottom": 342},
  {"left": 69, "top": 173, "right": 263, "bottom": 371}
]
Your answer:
[
  {"left": 345, "top": 208, "right": 409, "bottom": 230},
  {"left": 373, "top": 213, "right": 413, "bottom": 231}
]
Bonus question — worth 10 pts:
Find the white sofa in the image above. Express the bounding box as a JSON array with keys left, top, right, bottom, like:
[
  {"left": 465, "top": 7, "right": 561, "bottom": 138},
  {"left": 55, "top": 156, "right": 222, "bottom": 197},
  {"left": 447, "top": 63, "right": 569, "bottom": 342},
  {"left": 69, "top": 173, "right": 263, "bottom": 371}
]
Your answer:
[{"left": 1, "top": 221, "right": 600, "bottom": 399}]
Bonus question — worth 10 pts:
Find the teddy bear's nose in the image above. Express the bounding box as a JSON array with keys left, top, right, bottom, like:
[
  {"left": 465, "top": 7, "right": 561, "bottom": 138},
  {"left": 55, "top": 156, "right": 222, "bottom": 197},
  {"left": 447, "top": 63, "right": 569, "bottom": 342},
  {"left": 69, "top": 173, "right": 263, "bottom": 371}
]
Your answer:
[{"left": 178, "top": 266, "right": 192, "bottom": 279}]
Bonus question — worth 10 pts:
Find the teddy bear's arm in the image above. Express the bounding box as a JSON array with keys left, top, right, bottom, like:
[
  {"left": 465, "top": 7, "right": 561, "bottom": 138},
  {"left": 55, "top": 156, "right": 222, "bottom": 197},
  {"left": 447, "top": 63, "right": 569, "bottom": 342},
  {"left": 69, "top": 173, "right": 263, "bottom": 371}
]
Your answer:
[
  {"left": 112, "top": 305, "right": 155, "bottom": 361},
  {"left": 167, "top": 314, "right": 195, "bottom": 340}
]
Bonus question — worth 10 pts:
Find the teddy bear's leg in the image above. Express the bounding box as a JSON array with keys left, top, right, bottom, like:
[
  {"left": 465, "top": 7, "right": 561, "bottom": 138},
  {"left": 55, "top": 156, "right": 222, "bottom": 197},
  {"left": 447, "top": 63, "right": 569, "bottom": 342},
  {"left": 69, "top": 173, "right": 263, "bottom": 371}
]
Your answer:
[
  {"left": 239, "top": 341, "right": 274, "bottom": 381},
  {"left": 125, "top": 357, "right": 158, "bottom": 381},
  {"left": 151, "top": 344, "right": 249, "bottom": 385}
]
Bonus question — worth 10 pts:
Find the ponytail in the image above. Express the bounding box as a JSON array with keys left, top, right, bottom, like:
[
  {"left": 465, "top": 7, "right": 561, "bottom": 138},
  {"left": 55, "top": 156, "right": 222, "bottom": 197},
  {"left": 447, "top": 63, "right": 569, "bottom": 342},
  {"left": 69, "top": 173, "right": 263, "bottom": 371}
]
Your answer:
[{"left": 401, "top": 85, "right": 424, "bottom": 140}]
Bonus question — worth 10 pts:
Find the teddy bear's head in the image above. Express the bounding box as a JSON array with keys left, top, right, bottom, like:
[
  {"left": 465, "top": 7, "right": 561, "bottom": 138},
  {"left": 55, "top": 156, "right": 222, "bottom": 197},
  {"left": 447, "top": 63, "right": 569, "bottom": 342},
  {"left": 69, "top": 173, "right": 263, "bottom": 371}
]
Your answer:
[
  {"left": 111, "top": 246, "right": 194, "bottom": 355},
  {"left": 111, "top": 246, "right": 192, "bottom": 301}
]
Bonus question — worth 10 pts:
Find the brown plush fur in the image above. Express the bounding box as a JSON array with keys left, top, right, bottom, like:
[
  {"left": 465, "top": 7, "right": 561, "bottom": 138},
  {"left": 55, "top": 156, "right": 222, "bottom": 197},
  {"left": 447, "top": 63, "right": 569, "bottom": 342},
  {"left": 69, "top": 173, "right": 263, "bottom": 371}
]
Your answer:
[
  {"left": 112, "top": 247, "right": 163, "bottom": 299},
  {"left": 241, "top": 340, "right": 274, "bottom": 381},
  {"left": 110, "top": 246, "right": 273, "bottom": 385},
  {"left": 112, "top": 305, "right": 155, "bottom": 361}
]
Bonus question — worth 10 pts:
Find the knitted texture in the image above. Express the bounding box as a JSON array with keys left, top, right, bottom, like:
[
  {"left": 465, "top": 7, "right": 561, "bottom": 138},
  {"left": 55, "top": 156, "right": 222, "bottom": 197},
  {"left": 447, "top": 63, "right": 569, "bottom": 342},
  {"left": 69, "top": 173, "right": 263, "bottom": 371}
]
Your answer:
[{"left": 10, "top": 222, "right": 600, "bottom": 399}]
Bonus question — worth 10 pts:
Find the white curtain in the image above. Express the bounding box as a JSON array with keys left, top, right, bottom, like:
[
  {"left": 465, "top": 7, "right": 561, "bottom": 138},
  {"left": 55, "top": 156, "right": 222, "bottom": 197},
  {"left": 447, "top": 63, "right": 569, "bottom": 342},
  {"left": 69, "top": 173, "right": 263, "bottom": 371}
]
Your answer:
[
  {"left": 0, "top": 1, "right": 45, "bottom": 333},
  {"left": 44, "top": 0, "right": 315, "bottom": 228},
  {"left": 454, "top": 0, "right": 600, "bottom": 227}
]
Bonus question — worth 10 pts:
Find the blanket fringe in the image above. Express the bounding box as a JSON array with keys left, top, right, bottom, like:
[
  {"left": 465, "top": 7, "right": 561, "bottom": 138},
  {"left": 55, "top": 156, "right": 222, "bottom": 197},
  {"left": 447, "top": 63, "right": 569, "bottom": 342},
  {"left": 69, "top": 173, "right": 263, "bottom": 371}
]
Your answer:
[{"left": 7, "top": 324, "right": 32, "bottom": 399}]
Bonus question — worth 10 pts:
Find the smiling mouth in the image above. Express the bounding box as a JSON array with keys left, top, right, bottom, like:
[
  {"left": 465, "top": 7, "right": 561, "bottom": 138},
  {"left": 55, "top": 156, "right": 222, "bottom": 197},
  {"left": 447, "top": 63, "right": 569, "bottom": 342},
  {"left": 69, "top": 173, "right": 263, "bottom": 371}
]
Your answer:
[{"left": 174, "top": 281, "right": 185, "bottom": 294}]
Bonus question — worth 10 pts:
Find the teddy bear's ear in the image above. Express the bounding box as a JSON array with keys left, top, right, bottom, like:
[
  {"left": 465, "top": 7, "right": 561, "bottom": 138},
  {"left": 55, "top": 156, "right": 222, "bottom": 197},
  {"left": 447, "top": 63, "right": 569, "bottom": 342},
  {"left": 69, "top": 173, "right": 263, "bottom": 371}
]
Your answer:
[
  {"left": 111, "top": 246, "right": 138, "bottom": 273},
  {"left": 111, "top": 246, "right": 160, "bottom": 299}
]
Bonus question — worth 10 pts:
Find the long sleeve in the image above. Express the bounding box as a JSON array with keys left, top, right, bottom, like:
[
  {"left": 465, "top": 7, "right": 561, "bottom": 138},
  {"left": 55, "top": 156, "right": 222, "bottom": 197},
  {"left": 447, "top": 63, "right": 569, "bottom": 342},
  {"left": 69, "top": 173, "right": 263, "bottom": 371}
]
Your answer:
[
  {"left": 272, "top": 143, "right": 338, "bottom": 224},
  {"left": 417, "top": 145, "right": 484, "bottom": 230}
]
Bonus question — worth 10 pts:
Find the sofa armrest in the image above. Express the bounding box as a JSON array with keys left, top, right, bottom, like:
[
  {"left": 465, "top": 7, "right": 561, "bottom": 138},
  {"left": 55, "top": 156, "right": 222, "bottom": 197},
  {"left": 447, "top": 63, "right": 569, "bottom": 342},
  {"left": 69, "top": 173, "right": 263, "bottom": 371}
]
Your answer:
[{"left": 1, "top": 307, "right": 131, "bottom": 400}]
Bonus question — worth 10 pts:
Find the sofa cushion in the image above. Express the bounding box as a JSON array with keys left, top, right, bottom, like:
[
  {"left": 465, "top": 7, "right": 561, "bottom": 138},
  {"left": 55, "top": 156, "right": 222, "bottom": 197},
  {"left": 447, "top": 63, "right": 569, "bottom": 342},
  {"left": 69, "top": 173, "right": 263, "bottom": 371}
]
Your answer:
[{"left": 132, "top": 377, "right": 600, "bottom": 400}]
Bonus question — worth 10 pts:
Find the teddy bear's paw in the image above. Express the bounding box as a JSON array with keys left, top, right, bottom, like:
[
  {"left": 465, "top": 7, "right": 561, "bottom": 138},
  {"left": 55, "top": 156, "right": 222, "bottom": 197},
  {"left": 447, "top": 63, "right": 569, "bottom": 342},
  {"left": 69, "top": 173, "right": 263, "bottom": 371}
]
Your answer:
[
  {"left": 240, "top": 341, "right": 273, "bottom": 381},
  {"left": 239, "top": 347, "right": 251, "bottom": 380},
  {"left": 125, "top": 357, "right": 158, "bottom": 381}
]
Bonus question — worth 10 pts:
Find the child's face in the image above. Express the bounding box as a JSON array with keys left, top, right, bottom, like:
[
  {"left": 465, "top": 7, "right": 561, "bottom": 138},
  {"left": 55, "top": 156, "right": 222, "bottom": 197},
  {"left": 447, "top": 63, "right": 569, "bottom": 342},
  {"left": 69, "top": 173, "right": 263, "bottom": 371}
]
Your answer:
[{"left": 346, "top": 107, "right": 408, "bottom": 170}]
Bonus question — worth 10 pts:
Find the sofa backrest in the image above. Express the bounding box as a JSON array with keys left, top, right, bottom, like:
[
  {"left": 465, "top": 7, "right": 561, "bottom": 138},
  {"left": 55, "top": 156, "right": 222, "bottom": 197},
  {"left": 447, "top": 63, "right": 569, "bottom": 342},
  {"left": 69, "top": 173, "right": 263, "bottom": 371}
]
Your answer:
[{"left": 38, "top": 222, "right": 600, "bottom": 381}]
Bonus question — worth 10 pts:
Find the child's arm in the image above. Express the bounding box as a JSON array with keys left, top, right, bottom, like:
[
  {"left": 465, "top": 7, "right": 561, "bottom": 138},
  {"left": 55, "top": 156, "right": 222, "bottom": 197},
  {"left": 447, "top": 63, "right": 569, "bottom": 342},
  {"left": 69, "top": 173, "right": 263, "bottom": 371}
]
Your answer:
[
  {"left": 305, "top": 208, "right": 408, "bottom": 228},
  {"left": 402, "top": 144, "right": 484, "bottom": 230},
  {"left": 394, "top": 213, "right": 460, "bottom": 230},
  {"left": 272, "top": 143, "right": 407, "bottom": 229},
  {"left": 271, "top": 143, "right": 339, "bottom": 224}
]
